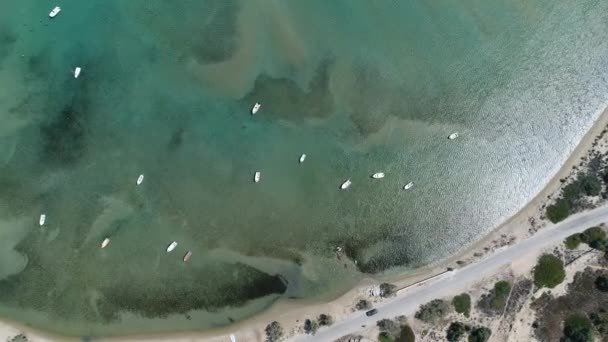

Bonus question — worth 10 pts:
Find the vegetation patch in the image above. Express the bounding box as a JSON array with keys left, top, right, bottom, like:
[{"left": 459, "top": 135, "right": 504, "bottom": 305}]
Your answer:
[
  {"left": 355, "top": 299, "right": 371, "bottom": 310},
  {"left": 534, "top": 254, "right": 566, "bottom": 289},
  {"left": 565, "top": 233, "right": 583, "bottom": 250},
  {"left": 468, "top": 326, "right": 492, "bottom": 342},
  {"left": 562, "top": 313, "right": 593, "bottom": 342},
  {"left": 546, "top": 171, "right": 603, "bottom": 223},
  {"left": 477, "top": 280, "right": 511, "bottom": 315},
  {"left": 415, "top": 299, "right": 450, "bottom": 323},
  {"left": 446, "top": 322, "right": 468, "bottom": 342},
  {"left": 265, "top": 321, "right": 283, "bottom": 342},
  {"left": 380, "top": 283, "right": 398, "bottom": 298},
  {"left": 452, "top": 293, "right": 471, "bottom": 317}
]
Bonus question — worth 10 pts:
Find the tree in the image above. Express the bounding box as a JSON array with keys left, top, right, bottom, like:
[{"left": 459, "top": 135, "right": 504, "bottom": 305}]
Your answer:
[
  {"left": 265, "top": 321, "right": 283, "bottom": 342},
  {"left": 415, "top": 299, "right": 450, "bottom": 323},
  {"left": 380, "top": 283, "right": 398, "bottom": 298},
  {"left": 468, "top": 327, "right": 492, "bottom": 342},
  {"left": 534, "top": 254, "right": 565, "bottom": 288},
  {"left": 580, "top": 227, "right": 607, "bottom": 245},
  {"left": 565, "top": 234, "right": 582, "bottom": 249},
  {"left": 562, "top": 313, "right": 593, "bottom": 342},
  {"left": 395, "top": 325, "right": 416, "bottom": 342},
  {"left": 317, "top": 314, "right": 333, "bottom": 326},
  {"left": 452, "top": 293, "right": 471, "bottom": 317},
  {"left": 446, "top": 322, "right": 467, "bottom": 342},
  {"left": 596, "top": 275, "right": 608, "bottom": 292}
]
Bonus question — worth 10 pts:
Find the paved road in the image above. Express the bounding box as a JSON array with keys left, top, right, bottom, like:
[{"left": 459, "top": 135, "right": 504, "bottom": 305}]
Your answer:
[{"left": 292, "top": 204, "right": 608, "bottom": 341}]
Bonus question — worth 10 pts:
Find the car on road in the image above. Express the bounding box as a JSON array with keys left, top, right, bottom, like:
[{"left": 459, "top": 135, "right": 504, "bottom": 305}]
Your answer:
[{"left": 365, "top": 309, "right": 378, "bottom": 317}]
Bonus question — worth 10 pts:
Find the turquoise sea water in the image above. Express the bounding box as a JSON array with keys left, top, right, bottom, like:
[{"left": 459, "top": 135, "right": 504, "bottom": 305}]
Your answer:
[{"left": 1, "top": 0, "right": 608, "bottom": 336}]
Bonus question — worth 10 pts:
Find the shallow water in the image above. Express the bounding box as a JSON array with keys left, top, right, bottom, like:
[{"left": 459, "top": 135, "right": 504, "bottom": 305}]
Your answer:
[{"left": 1, "top": 0, "right": 608, "bottom": 336}]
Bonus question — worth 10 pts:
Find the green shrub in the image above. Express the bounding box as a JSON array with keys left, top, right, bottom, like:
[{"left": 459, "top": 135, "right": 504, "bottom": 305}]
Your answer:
[
  {"left": 478, "top": 281, "right": 511, "bottom": 314},
  {"left": 415, "top": 299, "right": 450, "bottom": 323},
  {"left": 468, "top": 327, "right": 492, "bottom": 342},
  {"left": 317, "top": 314, "right": 333, "bottom": 326},
  {"left": 395, "top": 325, "right": 416, "bottom": 342},
  {"left": 533, "top": 254, "right": 565, "bottom": 289},
  {"left": 546, "top": 199, "right": 571, "bottom": 223},
  {"left": 565, "top": 234, "right": 582, "bottom": 249},
  {"left": 580, "top": 174, "right": 602, "bottom": 196},
  {"left": 562, "top": 313, "right": 593, "bottom": 342},
  {"left": 596, "top": 276, "right": 608, "bottom": 292},
  {"left": 265, "top": 321, "right": 283, "bottom": 342},
  {"left": 590, "top": 309, "right": 608, "bottom": 335},
  {"left": 378, "top": 332, "right": 395, "bottom": 342},
  {"left": 580, "top": 227, "right": 606, "bottom": 244},
  {"left": 446, "top": 322, "right": 467, "bottom": 342},
  {"left": 452, "top": 294, "right": 471, "bottom": 318},
  {"left": 380, "top": 283, "right": 398, "bottom": 298}
]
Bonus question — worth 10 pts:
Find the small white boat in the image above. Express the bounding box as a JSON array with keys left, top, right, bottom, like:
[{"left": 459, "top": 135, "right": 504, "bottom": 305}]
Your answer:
[
  {"left": 101, "top": 238, "right": 110, "bottom": 248},
  {"left": 254, "top": 171, "right": 261, "bottom": 183},
  {"left": 167, "top": 241, "right": 178, "bottom": 252},
  {"left": 403, "top": 182, "right": 414, "bottom": 190},
  {"left": 371, "top": 172, "right": 385, "bottom": 179},
  {"left": 73, "top": 67, "right": 81, "bottom": 79},
  {"left": 251, "top": 102, "right": 261, "bottom": 115},
  {"left": 230, "top": 334, "right": 236, "bottom": 342},
  {"left": 39, "top": 214, "right": 46, "bottom": 226},
  {"left": 49, "top": 6, "right": 61, "bottom": 18},
  {"left": 340, "top": 179, "right": 352, "bottom": 189},
  {"left": 183, "top": 251, "right": 192, "bottom": 262},
  {"left": 299, "top": 154, "right": 306, "bottom": 163},
  {"left": 136, "top": 174, "right": 144, "bottom": 185},
  {"left": 448, "top": 132, "right": 459, "bottom": 140}
]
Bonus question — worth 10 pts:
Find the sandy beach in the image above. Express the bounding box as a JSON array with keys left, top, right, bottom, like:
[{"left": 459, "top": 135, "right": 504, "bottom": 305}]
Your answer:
[{"left": 2, "top": 105, "right": 607, "bottom": 342}]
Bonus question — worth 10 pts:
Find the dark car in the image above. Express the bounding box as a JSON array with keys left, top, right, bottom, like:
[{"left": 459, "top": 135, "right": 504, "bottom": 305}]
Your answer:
[{"left": 365, "top": 309, "right": 378, "bottom": 317}]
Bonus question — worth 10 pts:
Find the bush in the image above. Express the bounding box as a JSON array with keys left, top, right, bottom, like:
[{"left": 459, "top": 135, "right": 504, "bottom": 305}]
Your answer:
[
  {"left": 547, "top": 198, "right": 571, "bottom": 223},
  {"left": 380, "top": 283, "right": 398, "bottom": 298},
  {"left": 565, "top": 234, "right": 582, "bottom": 249},
  {"left": 590, "top": 239, "right": 608, "bottom": 251},
  {"left": 534, "top": 254, "right": 565, "bottom": 289},
  {"left": 452, "top": 293, "right": 471, "bottom": 318},
  {"left": 478, "top": 281, "right": 511, "bottom": 314},
  {"left": 446, "top": 322, "right": 467, "bottom": 342},
  {"left": 580, "top": 227, "right": 607, "bottom": 244},
  {"left": 596, "top": 276, "right": 608, "bottom": 292},
  {"left": 378, "top": 332, "right": 395, "bottom": 342},
  {"left": 355, "top": 299, "right": 371, "bottom": 310},
  {"left": 265, "top": 321, "right": 283, "bottom": 342},
  {"left": 580, "top": 174, "right": 602, "bottom": 196},
  {"left": 562, "top": 313, "right": 593, "bottom": 342},
  {"left": 318, "top": 314, "right": 333, "bottom": 326},
  {"left": 590, "top": 309, "right": 608, "bottom": 335},
  {"left": 396, "top": 325, "right": 416, "bottom": 342},
  {"left": 415, "top": 299, "right": 450, "bottom": 323},
  {"left": 468, "top": 327, "right": 492, "bottom": 342},
  {"left": 303, "top": 319, "right": 318, "bottom": 335},
  {"left": 377, "top": 318, "right": 401, "bottom": 336}
]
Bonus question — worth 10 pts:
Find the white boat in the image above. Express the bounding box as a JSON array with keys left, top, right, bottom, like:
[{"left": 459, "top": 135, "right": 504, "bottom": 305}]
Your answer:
[
  {"left": 167, "top": 241, "right": 178, "bottom": 252},
  {"left": 299, "top": 154, "right": 306, "bottom": 163},
  {"left": 448, "top": 132, "right": 459, "bottom": 140},
  {"left": 371, "top": 172, "right": 385, "bottom": 179},
  {"left": 136, "top": 174, "right": 144, "bottom": 185},
  {"left": 39, "top": 214, "right": 46, "bottom": 226},
  {"left": 230, "top": 334, "right": 236, "bottom": 342},
  {"left": 49, "top": 6, "right": 61, "bottom": 18},
  {"left": 403, "top": 182, "right": 414, "bottom": 190},
  {"left": 101, "top": 238, "right": 110, "bottom": 248},
  {"left": 73, "top": 67, "right": 81, "bottom": 79},
  {"left": 254, "top": 171, "right": 261, "bottom": 183},
  {"left": 183, "top": 251, "right": 192, "bottom": 262},
  {"left": 251, "top": 102, "right": 261, "bottom": 115},
  {"left": 340, "top": 179, "right": 352, "bottom": 189}
]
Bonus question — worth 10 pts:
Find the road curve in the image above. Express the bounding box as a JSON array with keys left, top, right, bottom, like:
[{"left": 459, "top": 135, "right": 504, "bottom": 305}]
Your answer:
[{"left": 292, "top": 204, "right": 608, "bottom": 341}]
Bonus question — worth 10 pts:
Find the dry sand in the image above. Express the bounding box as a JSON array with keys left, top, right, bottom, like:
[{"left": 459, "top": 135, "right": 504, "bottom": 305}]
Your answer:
[{"left": 2, "top": 107, "right": 608, "bottom": 342}]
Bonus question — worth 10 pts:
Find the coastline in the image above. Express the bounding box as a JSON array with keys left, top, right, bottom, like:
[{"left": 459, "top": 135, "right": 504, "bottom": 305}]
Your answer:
[{"left": 3, "top": 107, "right": 608, "bottom": 342}]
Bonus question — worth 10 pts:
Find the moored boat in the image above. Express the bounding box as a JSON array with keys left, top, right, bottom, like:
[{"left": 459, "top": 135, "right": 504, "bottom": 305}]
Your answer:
[
  {"left": 251, "top": 102, "right": 261, "bottom": 115},
  {"left": 49, "top": 6, "right": 61, "bottom": 18},
  {"left": 371, "top": 172, "right": 385, "bottom": 179},
  {"left": 101, "top": 238, "right": 110, "bottom": 248},
  {"left": 39, "top": 214, "right": 46, "bottom": 226},
  {"left": 340, "top": 179, "right": 352, "bottom": 189},
  {"left": 254, "top": 171, "right": 261, "bottom": 183},
  {"left": 403, "top": 182, "right": 414, "bottom": 190},
  {"left": 167, "top": 241, "right": 178, "bottom": 252},
  {"left": 448, "top": 132, "right": 459, "bottom": 140},
  {"left": 136, "top": 174, "right": 144, "bottom": 185},
  {"left": 299, "top": 154, "right": 306, "bottom": 163},
  {"left": 183, "top": 251, "right": 192, "bottom": 262},
  {"left": 73, "top": 67, "right": 81, "bottom": 79}
]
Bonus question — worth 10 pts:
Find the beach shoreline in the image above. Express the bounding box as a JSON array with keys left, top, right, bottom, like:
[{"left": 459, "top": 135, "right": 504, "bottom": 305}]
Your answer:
[{"left": 3, "top": 106, "right": 608, "bottom": 342}]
